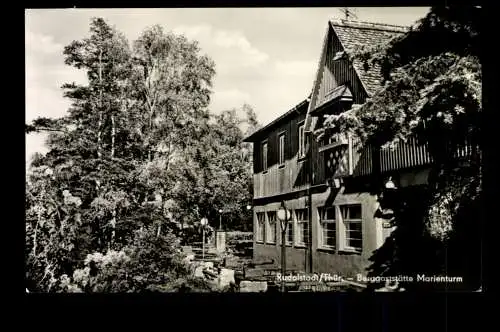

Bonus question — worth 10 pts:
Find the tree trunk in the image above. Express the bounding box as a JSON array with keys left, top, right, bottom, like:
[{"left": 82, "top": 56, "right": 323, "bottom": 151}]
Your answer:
[
  {"left": 110, "top": 209, "right": 116, "bottom": 248},
  {"left": 97, "top": 115, "right": 103, "bottom": 159},
  {"left": 148, "top": 111, "right": 153, "bottom": 162},
  {"left": 144, "top": 63, "right": 157, "bottom": 163},
  {"left": 33, "top": 211, "right": 40, "bottom": 257},
  {"left": 111, "top": 114, "right": 116, "bottom": 158},
  {"left": 97, "top": 50, "right": 103, "bottom": 159}
]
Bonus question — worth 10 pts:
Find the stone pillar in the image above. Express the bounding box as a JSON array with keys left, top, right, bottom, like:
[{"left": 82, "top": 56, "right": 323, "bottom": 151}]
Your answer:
[{"left": 215, "top": 231, "right": 226, "bottom": 254}]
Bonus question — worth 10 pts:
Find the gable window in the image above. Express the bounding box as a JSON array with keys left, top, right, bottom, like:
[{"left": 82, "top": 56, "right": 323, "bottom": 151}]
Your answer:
[
  {"left": 295, "top": 209, "right": 309, "bottom": 246},
  {"left": 333, "top": 51, "right": 345, "bottom": 61},
  {"left": 278, "top": 133, "right": 285, "bottom": 166},
  {"left": 262, "top": 141, "right": 268, "bottom": 172},
  {"left": 319, "top": 206, "right": 336, "bottom": 249},
  {"left": 298, "top": 123, "right": 305, "bottom": 158},
  {"left": 339, "top": 204, "right": 362, "bottom": 252},
  {"left": 266, "top": 211, "right": 277, "bottom": 244},
  {"left": 256, "top": 212, "right": 266, "bottom": 243}
]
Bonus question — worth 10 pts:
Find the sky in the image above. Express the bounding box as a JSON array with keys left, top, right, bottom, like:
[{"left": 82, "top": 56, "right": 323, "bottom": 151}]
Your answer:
[{"left": 25, "top": 7, "right": 430, "bottom": 165}]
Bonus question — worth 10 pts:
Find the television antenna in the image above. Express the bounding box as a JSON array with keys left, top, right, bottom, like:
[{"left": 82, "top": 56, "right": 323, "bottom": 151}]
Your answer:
[{"left": 339, "top": 8, "right": 358, "bottom": 21}]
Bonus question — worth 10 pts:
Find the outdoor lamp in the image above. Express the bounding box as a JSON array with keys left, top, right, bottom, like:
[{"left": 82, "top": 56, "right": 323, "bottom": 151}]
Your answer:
[
  {"left": 385, "top": 177, "right": 397, "bottom": 190},
  {"left": 277, "top": 201, "right": 291, "bottom": 232},
  {"left": 200, "top": 217, "right": 208, "bottom": 260},
  {"left": 277, "top": 200, "right": 291, "bottom": 293},
  {"left": 246, "top": 205, "right": 252, "bottom": 210},
  {"left": 218, "top": 209, "right": 223, "bottom": 230}
]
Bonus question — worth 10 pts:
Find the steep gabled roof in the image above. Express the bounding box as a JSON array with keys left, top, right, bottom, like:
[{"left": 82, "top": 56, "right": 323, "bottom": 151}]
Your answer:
[
  {"left": 330, "top": 20, "right": 408, "bottom": 96},
  {"left": 243, "top": 97, "right": 310, "bottom": 142},
  {"left": 304, "top": 19, "right": 409, "bottom": 132}
]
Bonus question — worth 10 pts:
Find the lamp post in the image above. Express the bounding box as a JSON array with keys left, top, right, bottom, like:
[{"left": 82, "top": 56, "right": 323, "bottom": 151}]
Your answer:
[
  {"left": 200, "top": 217, "right": 208, "bottom": 260},
  {"left": 277, "top": 201, "right": 291, "bottom": 293},
  {"left": 246, "top": 205, "right": 252, "bottom": 232},
  {"left": 218, "top": 209, "right": 223, "bottom": 231}
]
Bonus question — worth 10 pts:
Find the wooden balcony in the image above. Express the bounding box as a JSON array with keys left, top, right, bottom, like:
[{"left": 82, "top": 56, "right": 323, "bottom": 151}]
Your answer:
[
  {"left": 253, "top": 133, "right": 476, "bottom": 199},
  {"left": 320, "top": 134, "right": 351, "bottom": 181},
  {"left": 321, "top": 135, "right": 477, "bottom": 181}
]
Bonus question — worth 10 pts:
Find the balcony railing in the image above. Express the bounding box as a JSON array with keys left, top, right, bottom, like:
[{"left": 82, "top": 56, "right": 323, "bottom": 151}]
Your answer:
[
  {"left": 320, "top": 133, "right": 353, "bottom": 181},
  {"left": 321, "top": 135, "right": 477, "bottom": 181}
]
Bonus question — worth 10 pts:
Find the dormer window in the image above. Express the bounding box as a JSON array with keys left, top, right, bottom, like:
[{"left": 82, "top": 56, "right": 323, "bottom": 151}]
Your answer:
[{"left": 333, "top": 51, "right": 345, "bottom": 61}]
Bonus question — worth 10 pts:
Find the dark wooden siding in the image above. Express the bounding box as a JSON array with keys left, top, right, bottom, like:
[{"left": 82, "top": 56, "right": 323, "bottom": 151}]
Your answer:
[
  {"left": 352, "top": 140, "right": 431, "bottom": 177},
  {"left": 350, "top": 136, "right": 474, "bottom": 177},
  {"left": 253, "top": 119, "right": 475, "bottom": 197},
  {"left": 311, "top": 26, "right": 368, "bottom": 112},
  {"left": 267, "top": 131, "right": 276, "bottom": 168},
  {"left": 252, "top": 112, "right": 308, "bottom": 199},
  {"left": 290, "top": 117, "right": 300, "bottom": 161},
  {"left": 312, "top": 137, "right": 325, "bottom": 186},
  {"left": 352, "top": 144, "right": 373, "bottom": 176},
  {"left": 253, "top": 142, "right": 261, "bottom": 173}
]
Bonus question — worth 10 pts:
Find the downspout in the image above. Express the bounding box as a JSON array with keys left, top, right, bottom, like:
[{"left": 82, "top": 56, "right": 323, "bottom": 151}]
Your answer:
[{"left": 307, "top": 131, "right": 314, "bottom": 273}]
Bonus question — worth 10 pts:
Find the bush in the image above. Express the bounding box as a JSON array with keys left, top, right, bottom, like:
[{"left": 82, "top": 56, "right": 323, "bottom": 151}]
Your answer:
[
  {"left": 58, "top": 249, "right": 131, "bottom": 293},
  {"left": 57, "top": 226, "right": 215, "bottom": 293}
]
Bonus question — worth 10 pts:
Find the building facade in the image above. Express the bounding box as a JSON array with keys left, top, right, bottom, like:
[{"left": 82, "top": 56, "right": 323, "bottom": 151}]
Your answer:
[{"left": 244, "top": 20, "right": 473, "bottom": 278}]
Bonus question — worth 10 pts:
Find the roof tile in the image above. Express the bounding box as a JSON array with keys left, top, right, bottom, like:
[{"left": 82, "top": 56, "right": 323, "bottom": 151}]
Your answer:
[{"left": 330, "top": 20, "right": 408, "bottom": 96}]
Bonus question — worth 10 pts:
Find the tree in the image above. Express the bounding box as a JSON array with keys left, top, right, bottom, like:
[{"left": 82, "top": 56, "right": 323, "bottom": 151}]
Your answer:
[
  {"left": 170, "top": 105, "right": 259, "bottom": 235},
  {"left": 130, "top": 24, "right": 215, "bottom": 163},
  {"left": 25, "top": 18, "right": 140, "bottom": 291},
  {"left": 26, "top": 17, "right": 257, "bottom": 292},
  {"left": 129, "top": 24, "right": 217, "bottom": 239},
  {"left": 321, "top": 6, "right": 482, "bottom": 290}
]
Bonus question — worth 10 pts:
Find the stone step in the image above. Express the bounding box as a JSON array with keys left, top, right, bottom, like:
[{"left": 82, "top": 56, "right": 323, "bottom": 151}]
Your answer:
[
  {"left": 194, "top": 255, "right": 219, "bottom": 260},
  {"left": 239, "top": 280, "right": 267, "bottom": 293},
  {"left": 192, "top": 247, "right": 216, "bottom": 252}
]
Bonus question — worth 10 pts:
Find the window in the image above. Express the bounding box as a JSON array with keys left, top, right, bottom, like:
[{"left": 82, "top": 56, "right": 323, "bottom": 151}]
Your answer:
[
  {"left": 333, "top": 51, "right": 345, "bottom": 61},
  {"left": 340, "top": 205, "right": 362, "bottom": 251},
  {"left": 286, "top": 220, "right": 293, "bottom": 245},
  {"left": 278, "top": 133, "right": 285, "bottom": 166},
  {"left": 319, "top": 206, "right": 336, "bottom": 249},
  {"left": 266, "top": 211, "right": 277, "bottom": 244},
  {"left": 262, "top": 141, "right": 268, "bottom": 172},
  {"left": 298, "top": 123, "right": 305, "bottom": 158},
  {"left": 256, "top": 212, "right": 266, "bottom": 243},
  {"left": 295, "top": 209, "right": 309, "bottom": 246}
]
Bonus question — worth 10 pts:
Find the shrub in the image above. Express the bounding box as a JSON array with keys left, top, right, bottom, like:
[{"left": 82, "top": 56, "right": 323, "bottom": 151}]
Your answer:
[{"left": 57, "top": 226, "right": 215, "bottom": 293}]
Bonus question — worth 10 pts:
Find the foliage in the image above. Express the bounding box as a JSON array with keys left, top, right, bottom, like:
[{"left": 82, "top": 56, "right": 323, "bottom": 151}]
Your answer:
[
  {"left": 322, "top": 6, "right": 482, "bottom": 290},
  {"left": 170, "top": 107, "right": 257, "bottom": 233},
  {"left": 58, "top": 227, "right": 214, "bottom": 293},
  {"left": 26, "top": 17, "right": 259, "bottom": 292}
]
